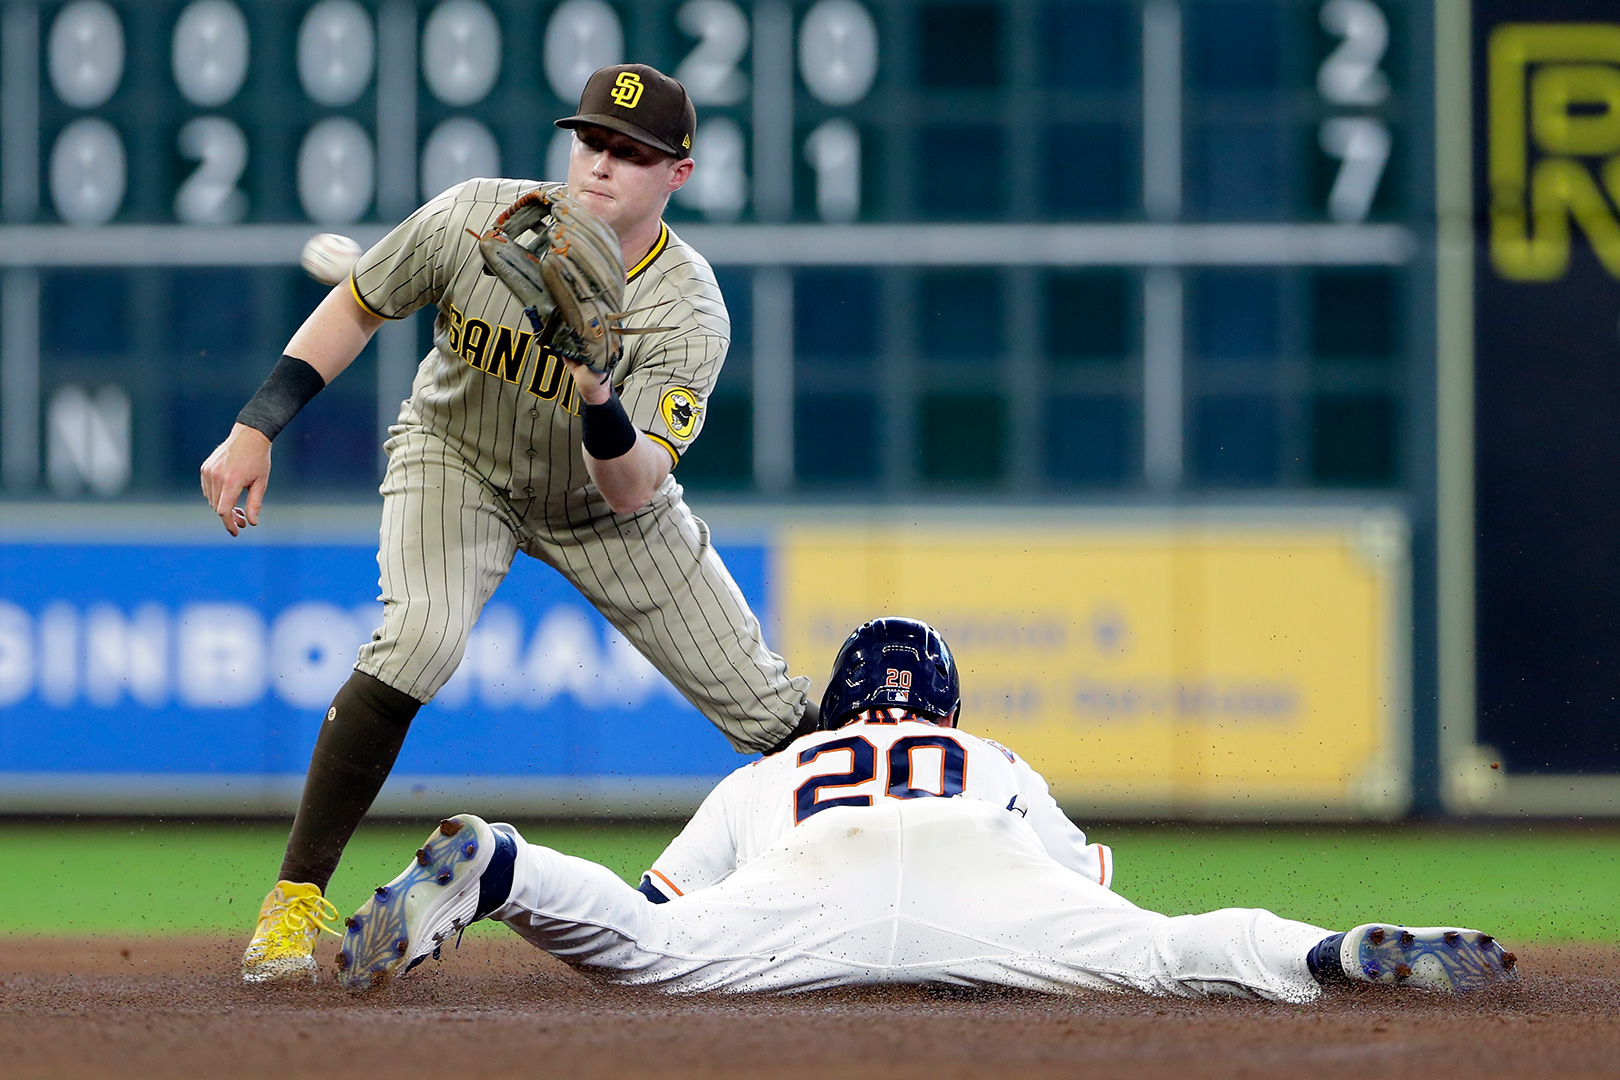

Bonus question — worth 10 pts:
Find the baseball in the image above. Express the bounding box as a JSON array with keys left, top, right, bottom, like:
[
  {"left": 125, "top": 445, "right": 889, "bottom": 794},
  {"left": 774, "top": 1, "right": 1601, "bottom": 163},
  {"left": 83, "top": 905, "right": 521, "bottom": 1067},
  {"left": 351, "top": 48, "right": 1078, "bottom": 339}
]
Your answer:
[{"left": 300, "top": 232, "right": 362, "bottom": 285}]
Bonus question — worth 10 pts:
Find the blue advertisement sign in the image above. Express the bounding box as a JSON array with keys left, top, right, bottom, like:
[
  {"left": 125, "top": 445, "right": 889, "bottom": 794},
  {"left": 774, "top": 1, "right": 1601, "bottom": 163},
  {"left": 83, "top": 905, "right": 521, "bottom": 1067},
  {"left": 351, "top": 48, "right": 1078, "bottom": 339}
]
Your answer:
[{"left": 0, "top": 541, "right": 763, "bottom": 792}]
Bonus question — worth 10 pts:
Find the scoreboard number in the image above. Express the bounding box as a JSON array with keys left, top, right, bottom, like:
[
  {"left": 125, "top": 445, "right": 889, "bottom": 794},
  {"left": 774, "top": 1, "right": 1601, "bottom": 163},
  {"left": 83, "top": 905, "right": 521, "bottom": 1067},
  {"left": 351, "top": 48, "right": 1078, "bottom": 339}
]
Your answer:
[
  {"left": 298, "top": 117, "right": 374, "bottom": 225},
  {"left": 171, "top": 0, "right": 250, "bottom": 108},
  {"left": 298, "top": 0, "right": 375, "bottom": 107},
  {"left": 48, "top": 116, "right": 123, "bottom": 226},
  {"left": 1317, "top": 0, "right": 1391, "bottom": 106},
  {"left": 421, "top": 117, "right": 501, "bottom": 202},
  {"left": 422, "top": 0, "right": 501, "bottom": 107},
  {"left": 1317, "top": 0, "right": 1392, "bottom": 223},
  {"left": 47, "top": 0, "right": 121, "bottom": 109},
  {"left": 175, "top": 115, "right": 248, "bottom": 225},
  {"left": 675, "top": 0, "right": 751, "bottom": 107},
  {"left": 544, "top": 0, "right": 624, "bottom": 102}
]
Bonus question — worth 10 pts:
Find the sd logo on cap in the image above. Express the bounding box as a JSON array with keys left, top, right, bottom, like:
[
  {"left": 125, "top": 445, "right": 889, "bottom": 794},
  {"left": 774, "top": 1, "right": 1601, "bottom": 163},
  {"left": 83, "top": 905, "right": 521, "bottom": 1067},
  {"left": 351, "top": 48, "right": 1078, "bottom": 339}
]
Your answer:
[{"left": 557, "top": 64, "right": 696, "bottom": 158}]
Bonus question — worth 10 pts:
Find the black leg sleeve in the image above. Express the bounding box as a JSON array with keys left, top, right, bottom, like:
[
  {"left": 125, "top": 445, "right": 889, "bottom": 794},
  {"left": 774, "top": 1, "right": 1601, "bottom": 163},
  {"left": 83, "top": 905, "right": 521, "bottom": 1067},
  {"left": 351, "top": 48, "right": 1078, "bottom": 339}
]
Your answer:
[{"left": 277, "top": 670, "right": 422, "bottom": 891}]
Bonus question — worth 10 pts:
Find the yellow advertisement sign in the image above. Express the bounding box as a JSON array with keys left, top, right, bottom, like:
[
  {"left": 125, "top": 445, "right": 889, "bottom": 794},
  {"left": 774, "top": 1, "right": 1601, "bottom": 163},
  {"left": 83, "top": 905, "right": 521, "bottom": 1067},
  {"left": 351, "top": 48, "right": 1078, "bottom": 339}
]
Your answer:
[{"left": 776, "top": 515, "right": 1408, "bottom": 819}]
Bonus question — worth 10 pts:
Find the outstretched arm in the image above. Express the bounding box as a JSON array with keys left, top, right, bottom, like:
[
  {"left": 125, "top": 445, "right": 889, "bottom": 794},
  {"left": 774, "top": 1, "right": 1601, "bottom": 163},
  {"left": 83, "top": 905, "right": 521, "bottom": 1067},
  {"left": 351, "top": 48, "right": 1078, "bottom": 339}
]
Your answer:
[{"left": 199, "top": 284, "right": 386, "bottom": 535}]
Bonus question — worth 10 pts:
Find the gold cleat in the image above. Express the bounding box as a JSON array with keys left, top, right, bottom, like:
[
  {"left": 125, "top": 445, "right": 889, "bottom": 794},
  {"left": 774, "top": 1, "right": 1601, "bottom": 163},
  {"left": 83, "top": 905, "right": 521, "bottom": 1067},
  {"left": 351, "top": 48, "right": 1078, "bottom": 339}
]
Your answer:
[{"left": 241, "top": 880, "right": 340, "bottom": 985}]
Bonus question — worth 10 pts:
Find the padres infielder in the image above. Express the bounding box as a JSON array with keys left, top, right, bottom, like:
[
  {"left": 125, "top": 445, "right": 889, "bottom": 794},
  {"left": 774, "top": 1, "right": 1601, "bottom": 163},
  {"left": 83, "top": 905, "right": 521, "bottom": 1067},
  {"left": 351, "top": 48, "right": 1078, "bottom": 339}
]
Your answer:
[
  {"left": 201, "top": 65, "right": 816, "bottom": 985},
  {"left": 334, "top": 618, "right": 1520, "bottom": 1000}
]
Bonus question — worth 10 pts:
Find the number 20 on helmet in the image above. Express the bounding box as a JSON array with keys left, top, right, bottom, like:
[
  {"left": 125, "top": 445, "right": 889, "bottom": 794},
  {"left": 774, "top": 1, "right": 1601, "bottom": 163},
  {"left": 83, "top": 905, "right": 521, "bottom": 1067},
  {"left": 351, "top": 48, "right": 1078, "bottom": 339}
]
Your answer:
[{"left": 818, "top": 617, "right": 961, "bottom": 730}]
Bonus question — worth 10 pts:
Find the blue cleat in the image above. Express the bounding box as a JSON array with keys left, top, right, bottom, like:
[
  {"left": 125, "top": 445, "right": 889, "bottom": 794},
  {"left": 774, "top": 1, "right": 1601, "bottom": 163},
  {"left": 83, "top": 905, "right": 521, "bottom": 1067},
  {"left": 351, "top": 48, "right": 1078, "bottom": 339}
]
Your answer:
[
  {"left": 334, "top": 814, "right": 503, "bottom": 993},
  {"left": 1341, "top": 924, "right": 1518, "bottom": 992}
]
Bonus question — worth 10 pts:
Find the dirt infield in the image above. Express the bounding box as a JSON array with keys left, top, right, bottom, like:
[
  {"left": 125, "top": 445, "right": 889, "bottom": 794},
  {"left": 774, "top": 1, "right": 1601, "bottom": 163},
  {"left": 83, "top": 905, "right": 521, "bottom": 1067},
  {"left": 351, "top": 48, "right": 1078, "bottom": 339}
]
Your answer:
[{"left": 3, "top": 937, "right": 1618, "bottom": 1080}]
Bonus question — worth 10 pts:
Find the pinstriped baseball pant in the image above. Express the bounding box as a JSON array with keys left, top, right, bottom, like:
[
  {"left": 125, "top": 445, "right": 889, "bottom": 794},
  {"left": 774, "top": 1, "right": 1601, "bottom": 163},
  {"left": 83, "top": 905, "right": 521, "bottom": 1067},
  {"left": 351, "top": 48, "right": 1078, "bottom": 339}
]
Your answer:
[{"left": 353, "top": 428, "right": 809, "bottom": 753}]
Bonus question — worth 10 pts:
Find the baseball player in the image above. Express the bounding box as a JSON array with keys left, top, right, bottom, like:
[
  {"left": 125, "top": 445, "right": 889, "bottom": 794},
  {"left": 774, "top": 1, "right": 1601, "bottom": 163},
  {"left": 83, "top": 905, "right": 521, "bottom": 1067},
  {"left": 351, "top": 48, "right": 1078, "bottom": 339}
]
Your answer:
[
  {"left": 333, "top": 618, "right": 1519, "bottom": 1001},
  {"left": 201, "top": 64, "right": 818, "bottom": 985}
]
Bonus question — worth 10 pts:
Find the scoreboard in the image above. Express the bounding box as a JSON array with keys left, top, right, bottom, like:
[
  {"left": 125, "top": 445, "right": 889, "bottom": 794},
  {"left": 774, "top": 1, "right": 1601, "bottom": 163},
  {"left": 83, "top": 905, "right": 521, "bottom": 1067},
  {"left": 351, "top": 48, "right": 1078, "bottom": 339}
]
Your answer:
[
  {"left": 20, "top": 0, "right": 881, "bottom": 227},
  {"left": 0, "top": 0, "right": 1427, "bottom": 502},
  {"left": 8, "top": 0, "right": 1416, "bottom": 229}
]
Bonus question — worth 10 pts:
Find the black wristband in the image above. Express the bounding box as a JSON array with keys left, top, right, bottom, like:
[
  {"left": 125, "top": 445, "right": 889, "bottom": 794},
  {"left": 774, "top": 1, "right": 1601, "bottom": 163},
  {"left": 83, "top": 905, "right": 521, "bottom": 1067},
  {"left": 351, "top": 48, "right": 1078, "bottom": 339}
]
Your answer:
[
  {"left": 581, "top": 392, "right": 639, "bottom": 460},
  {"left": 236, "top": 354, "right": 326, "bottom": 441}
]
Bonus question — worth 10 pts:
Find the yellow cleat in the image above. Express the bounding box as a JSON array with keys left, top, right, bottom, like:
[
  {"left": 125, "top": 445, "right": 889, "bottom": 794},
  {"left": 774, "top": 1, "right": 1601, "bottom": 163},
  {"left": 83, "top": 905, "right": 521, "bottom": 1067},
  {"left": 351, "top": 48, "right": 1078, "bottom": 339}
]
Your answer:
[{"left": 241, "top": 880, "right": 340, "bottom": 985}]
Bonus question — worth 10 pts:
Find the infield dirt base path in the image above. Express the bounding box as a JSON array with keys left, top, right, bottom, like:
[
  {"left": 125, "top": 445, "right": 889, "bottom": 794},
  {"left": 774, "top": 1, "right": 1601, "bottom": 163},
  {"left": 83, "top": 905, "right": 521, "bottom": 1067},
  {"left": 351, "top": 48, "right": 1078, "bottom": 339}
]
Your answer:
[{"left": 2, "top": 937, "right": 1617, "bottom": 1080}]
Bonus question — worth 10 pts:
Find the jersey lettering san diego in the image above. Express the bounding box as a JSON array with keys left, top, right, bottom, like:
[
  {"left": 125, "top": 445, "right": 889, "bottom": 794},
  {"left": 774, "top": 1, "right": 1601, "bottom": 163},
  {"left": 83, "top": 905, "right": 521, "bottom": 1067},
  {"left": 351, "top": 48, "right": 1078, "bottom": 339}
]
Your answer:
[{"left": 440, "top": 300, "right": 581, "bottom": 413}]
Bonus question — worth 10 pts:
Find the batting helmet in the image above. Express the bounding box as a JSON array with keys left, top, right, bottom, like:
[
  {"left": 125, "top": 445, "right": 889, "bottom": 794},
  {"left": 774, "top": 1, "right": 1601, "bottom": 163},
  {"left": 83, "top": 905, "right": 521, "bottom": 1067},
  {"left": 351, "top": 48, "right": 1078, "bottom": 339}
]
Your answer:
[{"left": 819, "top": 617, "right": 961, "bottom": 730}]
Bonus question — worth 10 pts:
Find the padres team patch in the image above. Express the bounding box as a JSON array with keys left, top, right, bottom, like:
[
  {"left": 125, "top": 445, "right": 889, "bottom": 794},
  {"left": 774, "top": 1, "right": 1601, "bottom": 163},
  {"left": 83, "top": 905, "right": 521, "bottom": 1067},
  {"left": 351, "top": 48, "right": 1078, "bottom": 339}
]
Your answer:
[{"left": 659, "top": 387, "right": 701, "bottom": 439}]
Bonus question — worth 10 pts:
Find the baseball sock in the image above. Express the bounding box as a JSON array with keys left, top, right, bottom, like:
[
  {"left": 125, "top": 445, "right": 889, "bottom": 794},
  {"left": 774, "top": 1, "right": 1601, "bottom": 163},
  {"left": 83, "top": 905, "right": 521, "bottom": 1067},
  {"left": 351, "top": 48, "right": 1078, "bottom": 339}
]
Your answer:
[
  {"left": 472, "top": 829, "right": 517, "bottom": 922},
  {"left": 278, "top": 671, "right": 422, "bottom": 892},
  {"left": 1305, "top": 932, "right": 1349, "bottom": 984}
]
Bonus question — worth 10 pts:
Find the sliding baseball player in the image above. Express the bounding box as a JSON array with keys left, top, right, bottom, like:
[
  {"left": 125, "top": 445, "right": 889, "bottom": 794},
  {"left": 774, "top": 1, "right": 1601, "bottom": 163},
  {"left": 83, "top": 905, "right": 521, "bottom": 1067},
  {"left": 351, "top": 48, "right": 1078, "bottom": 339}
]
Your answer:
[{"left": 333, "top": 618, "right": 1519, "bottom": 1001}]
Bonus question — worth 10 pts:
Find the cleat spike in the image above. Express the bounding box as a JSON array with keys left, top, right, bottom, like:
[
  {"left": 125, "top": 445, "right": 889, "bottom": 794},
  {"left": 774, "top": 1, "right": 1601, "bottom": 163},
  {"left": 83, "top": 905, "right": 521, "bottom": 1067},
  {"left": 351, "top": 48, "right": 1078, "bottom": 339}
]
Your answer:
[
  {"left": 1394, "top": 963, "right": 1412, "bottom": 980},
  {"left": 334, "top": 815, "right": 496, "bottom": 994},
  {"left": 1399, "top": 931, "right": 1415, "bottom": 947},
  {"left": 1479, "top": 934, "right": 1495, "bottom": 946},
  {"left": 334, "top": 952, "right": 349, "bottom": 970},
  {"left": 1368, "top": 928, "right": 1385, "bottom": 946},
  {"left": 1444, "top": 931, "right": 1461, "bottom": 946},
  {"left": 344, "top": 916, "right": 358, "bottom": 929},
  {"left": 1503, "top": 952, "right": 1517, "bottom": 969}
]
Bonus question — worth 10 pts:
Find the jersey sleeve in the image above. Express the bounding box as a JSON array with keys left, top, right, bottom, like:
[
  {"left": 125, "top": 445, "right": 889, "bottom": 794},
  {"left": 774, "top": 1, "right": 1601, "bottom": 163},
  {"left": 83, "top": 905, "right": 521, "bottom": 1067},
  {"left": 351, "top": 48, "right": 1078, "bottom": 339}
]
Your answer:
[
  {"left": 639, "top": 769, "right": 743, "bottom": 900},
  {"left": 616, "top": 267, "right": 730, "bottom": 466},
  {"left": 1012, "top": 756, "right": 1114, "bottom": 888},
  {"left": 349, "top": 181, "right": 472, "bottom": 320}
]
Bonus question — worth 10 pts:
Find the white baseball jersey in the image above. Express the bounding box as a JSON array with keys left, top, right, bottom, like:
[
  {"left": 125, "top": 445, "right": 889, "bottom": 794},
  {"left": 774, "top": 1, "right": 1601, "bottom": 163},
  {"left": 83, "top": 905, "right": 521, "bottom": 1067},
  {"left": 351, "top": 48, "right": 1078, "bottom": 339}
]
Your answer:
[
  {"left": 487, "top": 722, "right": 1332, "bottom": 1001},
  {"left": 640, "top": 719, "right": 1112, "bottom": 901}
]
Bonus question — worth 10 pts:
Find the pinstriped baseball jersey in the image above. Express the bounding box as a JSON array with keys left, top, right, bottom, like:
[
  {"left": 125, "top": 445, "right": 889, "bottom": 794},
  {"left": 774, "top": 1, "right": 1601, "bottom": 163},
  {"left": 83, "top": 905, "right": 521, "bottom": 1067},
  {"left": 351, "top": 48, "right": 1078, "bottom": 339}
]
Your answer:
[
  {"left": 349, "top": 178, "right": 726, "bottom": 499},
  {"left": 343, "top": 177, "right": 810, "bottom": 752}
]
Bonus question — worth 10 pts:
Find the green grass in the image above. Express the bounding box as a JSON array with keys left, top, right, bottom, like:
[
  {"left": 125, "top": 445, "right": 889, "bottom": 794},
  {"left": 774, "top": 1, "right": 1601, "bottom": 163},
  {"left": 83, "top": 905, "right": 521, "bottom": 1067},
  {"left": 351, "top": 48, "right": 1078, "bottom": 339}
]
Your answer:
[
  {"left": 1100, "top": 824, "right": 1620, "bottom": 943},
  {"left": 0, "top": 820, "right": 679, "bottom": 938},
  {"left": 1, "top": 820, "right": 1616, "bottom": 943}
]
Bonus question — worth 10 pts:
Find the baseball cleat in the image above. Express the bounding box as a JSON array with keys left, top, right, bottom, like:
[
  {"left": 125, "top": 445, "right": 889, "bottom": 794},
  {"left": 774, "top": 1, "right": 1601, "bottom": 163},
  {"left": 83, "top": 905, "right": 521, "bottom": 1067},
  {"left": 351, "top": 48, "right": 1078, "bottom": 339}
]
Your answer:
[
  {"left": 241, "top": 880, "right": 340, "bottom": 985},
  {"left": 1341, "top": 924, "right": 1518, "bottom": 992},
  {"left": 334, "top": 814, "right": 501, "bottom": 993}
]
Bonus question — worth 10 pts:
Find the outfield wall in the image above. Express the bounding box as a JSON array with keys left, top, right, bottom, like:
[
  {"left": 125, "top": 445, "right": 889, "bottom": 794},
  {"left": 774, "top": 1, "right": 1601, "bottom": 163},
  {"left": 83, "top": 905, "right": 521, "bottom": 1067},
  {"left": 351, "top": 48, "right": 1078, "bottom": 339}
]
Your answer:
[{"left": 0, "top": 504, "right": 1409, "bottom": 819}]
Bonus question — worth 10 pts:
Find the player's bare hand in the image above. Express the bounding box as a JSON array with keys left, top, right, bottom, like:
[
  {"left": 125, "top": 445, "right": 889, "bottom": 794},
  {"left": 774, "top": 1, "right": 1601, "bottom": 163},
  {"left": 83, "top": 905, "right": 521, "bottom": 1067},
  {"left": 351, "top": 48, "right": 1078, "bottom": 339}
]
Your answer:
[
  {"left": 200, "top": 423, "right": 272, "bottom": 537},
  {"left": 563, "top": 354, "right": 614, "bottom": 406}
]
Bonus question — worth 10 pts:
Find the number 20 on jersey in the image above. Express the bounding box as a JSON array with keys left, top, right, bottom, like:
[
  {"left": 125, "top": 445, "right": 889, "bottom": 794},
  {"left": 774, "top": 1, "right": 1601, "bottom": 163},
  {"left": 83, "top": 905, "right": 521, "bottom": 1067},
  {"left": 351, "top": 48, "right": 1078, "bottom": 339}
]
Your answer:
[{"left": 794, "top": 734, "right": 966, "bottom": 824}]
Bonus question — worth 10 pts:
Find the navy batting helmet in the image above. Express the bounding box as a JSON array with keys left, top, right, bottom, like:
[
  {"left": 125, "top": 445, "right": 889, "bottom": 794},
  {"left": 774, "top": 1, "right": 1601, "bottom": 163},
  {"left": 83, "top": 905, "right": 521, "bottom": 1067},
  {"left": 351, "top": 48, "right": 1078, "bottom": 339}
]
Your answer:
[{"left": 819, "top": 617, "right": 961, "bottom": 730}]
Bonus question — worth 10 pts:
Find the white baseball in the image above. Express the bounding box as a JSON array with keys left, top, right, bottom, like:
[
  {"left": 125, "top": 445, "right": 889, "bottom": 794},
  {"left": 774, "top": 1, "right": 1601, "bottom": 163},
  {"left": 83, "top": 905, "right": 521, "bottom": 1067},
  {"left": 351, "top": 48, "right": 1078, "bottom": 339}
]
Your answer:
[{"left": 300, "top": 232, "right": 363, "bottom": 285}]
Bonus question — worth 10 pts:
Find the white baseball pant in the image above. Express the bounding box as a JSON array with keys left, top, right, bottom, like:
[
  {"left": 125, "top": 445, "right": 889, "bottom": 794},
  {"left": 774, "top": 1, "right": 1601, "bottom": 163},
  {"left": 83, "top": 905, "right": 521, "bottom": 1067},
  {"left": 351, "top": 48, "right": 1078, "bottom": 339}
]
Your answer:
[{"left": 488, "top": 798, "right": 1330, "bottom": 1002}]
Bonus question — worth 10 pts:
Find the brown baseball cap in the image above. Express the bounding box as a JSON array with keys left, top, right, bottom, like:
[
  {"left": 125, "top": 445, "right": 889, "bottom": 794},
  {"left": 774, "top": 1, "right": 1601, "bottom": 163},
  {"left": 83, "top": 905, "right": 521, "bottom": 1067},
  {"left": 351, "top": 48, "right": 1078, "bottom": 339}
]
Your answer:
[{"left": 555, "top": 64, "right": 696, "bottom": 158}]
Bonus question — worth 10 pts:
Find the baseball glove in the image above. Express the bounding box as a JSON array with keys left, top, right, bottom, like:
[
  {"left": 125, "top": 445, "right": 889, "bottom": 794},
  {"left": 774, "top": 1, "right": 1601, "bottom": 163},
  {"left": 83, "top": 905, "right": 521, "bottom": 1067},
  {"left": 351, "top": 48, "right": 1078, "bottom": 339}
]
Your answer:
[{"left": 475, "top": 187, "right": 671, "bottom": 378}]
